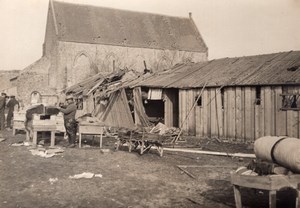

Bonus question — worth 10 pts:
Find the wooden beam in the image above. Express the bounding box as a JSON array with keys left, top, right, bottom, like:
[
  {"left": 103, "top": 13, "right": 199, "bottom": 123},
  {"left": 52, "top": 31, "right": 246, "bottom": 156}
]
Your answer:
[{"left": 164, "top": 148, "right": 255, "bottom": 158}]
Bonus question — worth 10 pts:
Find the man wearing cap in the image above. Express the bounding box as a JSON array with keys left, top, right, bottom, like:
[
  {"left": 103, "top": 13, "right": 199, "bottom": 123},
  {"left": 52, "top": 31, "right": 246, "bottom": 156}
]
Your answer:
[
  {"left": 0, "top": 93, "right": 7, "bottom": 130},
  {"left": 6, "top": 95, "right": 19, "bottom": 129},
  {"left": 57, "top": 94, "right": 77, "bottom": 148}
]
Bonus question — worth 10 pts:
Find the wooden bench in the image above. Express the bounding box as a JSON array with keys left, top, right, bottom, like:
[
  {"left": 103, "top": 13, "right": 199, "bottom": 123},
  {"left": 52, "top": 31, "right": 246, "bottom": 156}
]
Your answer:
[{"left": 231, "top": 171, "right": 300, "bottom": 208}]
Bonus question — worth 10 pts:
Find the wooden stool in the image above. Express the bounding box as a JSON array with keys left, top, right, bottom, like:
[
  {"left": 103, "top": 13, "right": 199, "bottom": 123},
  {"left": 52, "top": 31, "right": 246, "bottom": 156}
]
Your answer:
[{"left": 231, "top": 172, "right": 300, "bottom": 208}]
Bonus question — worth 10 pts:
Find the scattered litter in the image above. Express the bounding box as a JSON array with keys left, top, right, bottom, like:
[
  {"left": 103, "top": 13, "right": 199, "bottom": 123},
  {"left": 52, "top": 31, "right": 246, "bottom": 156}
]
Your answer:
[
  {"left": 12, "top": 141, "right": 32, "bottom": 147},
  {"left": 94, "top": 174, "right": 103, "bottom": 178},
  {"left": 29, "top": 148, "right": 63, "bottom": 158},
  {"left": 100, "top": 149, "right": 110, "bottom": 153},
  {"left": 30, "top": 149, "right": 55, "bottom": 158},
  {"left": 49, "top": 178, "right": 58, "bottom": 185},
  {"left": 24, "top": 142, "right": 31, "bottom": 146},
  {"left": 69, "top": 172, "right": 103, "bottom": 179},
  {"left": 69, "top": 172, "right": 94, "bottom": 179},
  {"left": 46, "top": 148, "right": 64, "bottom": 154},
  {"left": 0, "top": 138, "right": 6, "bottom": 142},
  {"left": 11, "top": 142, "right": 25, "bottom": 147},
  {"left": 37, "top": 147, "right": 46, "bottom": 151}
]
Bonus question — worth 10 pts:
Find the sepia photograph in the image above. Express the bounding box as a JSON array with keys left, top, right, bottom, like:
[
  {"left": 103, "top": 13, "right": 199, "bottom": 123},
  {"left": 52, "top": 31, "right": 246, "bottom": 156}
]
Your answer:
[{"left": 0, "top": 0, "right": 300, "bottom": 207}]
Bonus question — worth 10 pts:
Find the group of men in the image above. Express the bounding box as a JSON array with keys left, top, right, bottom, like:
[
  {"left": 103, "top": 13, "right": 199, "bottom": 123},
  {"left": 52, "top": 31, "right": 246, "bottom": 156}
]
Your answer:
[{"left": 0, "top": 93, "right": 19, "bottom": 131}]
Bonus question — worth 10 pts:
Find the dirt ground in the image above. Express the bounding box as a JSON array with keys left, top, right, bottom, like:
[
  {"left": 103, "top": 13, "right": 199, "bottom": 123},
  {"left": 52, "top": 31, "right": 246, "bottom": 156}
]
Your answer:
[{"left": 0, "top": 129, "right": 296, "bottom": 208}]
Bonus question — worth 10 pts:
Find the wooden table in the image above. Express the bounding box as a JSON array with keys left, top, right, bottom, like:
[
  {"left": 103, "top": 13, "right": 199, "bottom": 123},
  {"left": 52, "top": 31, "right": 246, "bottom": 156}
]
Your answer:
[
  {"left": 78, "top": 122, "right": 104, "bottom": 148},
  {"left": 32, "top": 125, "right": 57, "bottom": 148},
  {"left": 231, "top": 172, "right": 300, "bottom": 208}
]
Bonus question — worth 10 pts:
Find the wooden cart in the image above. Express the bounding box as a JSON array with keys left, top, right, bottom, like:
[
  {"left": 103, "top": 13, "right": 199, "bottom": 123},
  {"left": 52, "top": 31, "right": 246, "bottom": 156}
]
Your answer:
[{"left": 116, "top": 130, "right": 166, "bottom": 157}]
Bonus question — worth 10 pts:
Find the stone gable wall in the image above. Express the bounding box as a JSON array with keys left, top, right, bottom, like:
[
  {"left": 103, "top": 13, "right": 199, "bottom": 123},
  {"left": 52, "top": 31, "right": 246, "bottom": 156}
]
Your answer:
[{"left": 53, "top": 41, "right": 208, "bottom": 90}]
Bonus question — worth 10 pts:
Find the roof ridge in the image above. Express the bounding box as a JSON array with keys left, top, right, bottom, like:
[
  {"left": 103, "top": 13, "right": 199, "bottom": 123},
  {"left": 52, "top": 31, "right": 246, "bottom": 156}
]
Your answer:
[{"left": 53, "top": 0, "right": 191, "bottom": 20}]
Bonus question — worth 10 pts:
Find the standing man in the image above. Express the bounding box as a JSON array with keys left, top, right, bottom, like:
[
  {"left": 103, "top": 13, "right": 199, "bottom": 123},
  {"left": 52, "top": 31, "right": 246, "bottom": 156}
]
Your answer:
[
  {"left": 57, "top": 94, "right": 77, "bottom": 148},
  {"left": 6, "top": 95, "right": 19, "bottom": 130},
  {"left": 0, "top": 93, "right": 7, "bottom": 130}
]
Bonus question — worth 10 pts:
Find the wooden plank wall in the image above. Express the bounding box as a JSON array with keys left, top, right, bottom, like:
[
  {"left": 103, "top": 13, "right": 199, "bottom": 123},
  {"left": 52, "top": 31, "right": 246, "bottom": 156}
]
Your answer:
[
  {"left": 178, "top": 90, "right": 197, "bottom": 135},
  {"left": 191, "top": 86, "right": 300, "bottom": 141},
  {"left": 164, "top": 90, "right": 174, "bottom": 127},
  {"left": 164, "top": 89, "right": 179, "bottom": 127}
]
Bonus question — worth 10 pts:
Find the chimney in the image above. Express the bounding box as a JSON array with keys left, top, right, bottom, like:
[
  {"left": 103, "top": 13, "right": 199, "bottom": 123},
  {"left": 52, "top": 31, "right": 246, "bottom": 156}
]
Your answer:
[{"left": 189, "top": 12, "right": 192, "bottom": 19}]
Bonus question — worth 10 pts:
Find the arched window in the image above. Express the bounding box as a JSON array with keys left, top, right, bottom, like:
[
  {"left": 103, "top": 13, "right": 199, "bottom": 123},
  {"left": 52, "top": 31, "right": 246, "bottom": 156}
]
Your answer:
[
  {"left": 30, "top": 91, "right": 41, "bottom": 105},
  {"left": 72, "top": 52, "right": 96, "bottom": 84}
]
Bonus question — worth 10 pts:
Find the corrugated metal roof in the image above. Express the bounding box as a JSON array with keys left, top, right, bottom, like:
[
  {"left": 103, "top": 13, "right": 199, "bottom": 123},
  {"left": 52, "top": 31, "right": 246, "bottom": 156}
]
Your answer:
[
  {"left": 134, "top": 51, "right": 300, "bottom": 88},
  {"left": 52, "top": 1, "right": 207, "bottom": 52}
]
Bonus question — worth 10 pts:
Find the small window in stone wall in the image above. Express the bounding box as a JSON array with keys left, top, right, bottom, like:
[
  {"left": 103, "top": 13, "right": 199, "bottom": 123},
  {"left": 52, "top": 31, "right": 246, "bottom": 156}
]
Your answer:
[
  {"left": 76, "top": 97, "right": 83, "bottom": 110},
  {"left": 280, "top": 94, "right": 300, "bottom": 111}
]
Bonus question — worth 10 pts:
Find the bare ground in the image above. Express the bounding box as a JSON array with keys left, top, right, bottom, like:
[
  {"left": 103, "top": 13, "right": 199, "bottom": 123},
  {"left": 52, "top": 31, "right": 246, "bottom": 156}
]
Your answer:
[{"left": 0, "top": 130, "right": 295, "bottom": 208}]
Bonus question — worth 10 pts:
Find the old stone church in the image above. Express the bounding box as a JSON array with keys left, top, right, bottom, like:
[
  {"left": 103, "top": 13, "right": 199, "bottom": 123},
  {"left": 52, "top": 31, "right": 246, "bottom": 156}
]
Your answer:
[{"left": 16, "top": 0, "right": 208, "bottom": 105}]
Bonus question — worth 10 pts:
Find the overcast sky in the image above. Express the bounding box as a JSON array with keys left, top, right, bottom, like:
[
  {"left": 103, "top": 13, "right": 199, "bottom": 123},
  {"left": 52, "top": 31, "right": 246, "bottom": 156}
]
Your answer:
[{"left": 1, "top": 0, "right": 300, "bottom": 70}]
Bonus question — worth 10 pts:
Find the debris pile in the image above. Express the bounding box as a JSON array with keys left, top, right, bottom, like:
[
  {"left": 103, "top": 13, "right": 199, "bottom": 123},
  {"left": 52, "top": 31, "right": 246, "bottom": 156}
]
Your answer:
[{"left": 149, "top": 122, "right": 180, "bottom": 136}]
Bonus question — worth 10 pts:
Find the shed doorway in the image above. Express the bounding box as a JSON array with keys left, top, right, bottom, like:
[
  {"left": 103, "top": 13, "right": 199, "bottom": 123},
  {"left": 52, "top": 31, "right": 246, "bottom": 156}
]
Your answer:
[{"left": 142, "top": 88, "right": 179, "bottom": 127}]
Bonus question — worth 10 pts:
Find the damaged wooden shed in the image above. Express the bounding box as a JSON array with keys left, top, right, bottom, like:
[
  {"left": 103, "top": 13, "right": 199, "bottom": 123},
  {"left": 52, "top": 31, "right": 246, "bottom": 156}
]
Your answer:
[
  {"left": 64, "top": 69, "right": 144, "bottom": 129},
  {"left": 133, "top": 50, "right": 300, "bottom": 141}
]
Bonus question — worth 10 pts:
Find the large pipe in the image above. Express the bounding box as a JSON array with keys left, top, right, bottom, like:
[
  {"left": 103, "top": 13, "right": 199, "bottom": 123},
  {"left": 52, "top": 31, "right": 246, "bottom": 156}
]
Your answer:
[{"left": 254, "top": 136, "right": 300, "bottom": 173}]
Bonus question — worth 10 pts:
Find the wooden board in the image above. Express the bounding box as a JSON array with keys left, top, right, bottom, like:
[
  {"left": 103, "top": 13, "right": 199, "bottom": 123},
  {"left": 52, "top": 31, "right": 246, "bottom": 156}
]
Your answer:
[
  {"left": 203, "top": 90, "right": 209, "bottom": 137},
  {"left": 215, "top": 88, "right": 224, "bottom": 138},
  {"left": 235, "top": 87, "right": 242, "bottom": 140},
  {"left": 264, "top": 87, "right": 272, "bottom": 135},
  {"left": 260, "top": 87, "right": 265, "bottom": 137},
  {"left": 188, "top": 90, "right": 196, "bottom": 135},
  {"left": 254, "top": 102, "right": 261, "bottom": 140},
  {"left": 224, "top": 88, "right": 228, "bottom": 138},
  {"left": 210, "top": 89, "right": 217, "bottom": 137},
  {"left": 227, "top": 87, "right": 236, "bottom": 139},
  {"left": 244, "top": 87, "right": 253, "bottom": 140},
  {"left": 274, "top": 87, "right": 287, "bottom": 136}
]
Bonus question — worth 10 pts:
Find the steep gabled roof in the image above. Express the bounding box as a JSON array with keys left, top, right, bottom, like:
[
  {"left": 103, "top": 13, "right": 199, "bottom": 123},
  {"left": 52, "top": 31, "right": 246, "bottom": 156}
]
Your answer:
[
  {"left": 51, "top": 1, "right": 207, "bottom": 52},
  {"left": 135, "top": 51, "right": 300, "bottom": 88}
]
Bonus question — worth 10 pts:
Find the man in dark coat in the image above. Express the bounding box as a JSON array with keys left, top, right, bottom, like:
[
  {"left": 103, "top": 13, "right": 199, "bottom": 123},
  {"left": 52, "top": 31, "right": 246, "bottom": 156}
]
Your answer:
[
  {"left": 0, "top": 93, "right": 7, "bottom": 130},
  {"left": 6, "top": 95, "right": 19, "bottom": 129},
  {"left": 58, "top": 94, "right": 77, "bottom": 148}
]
